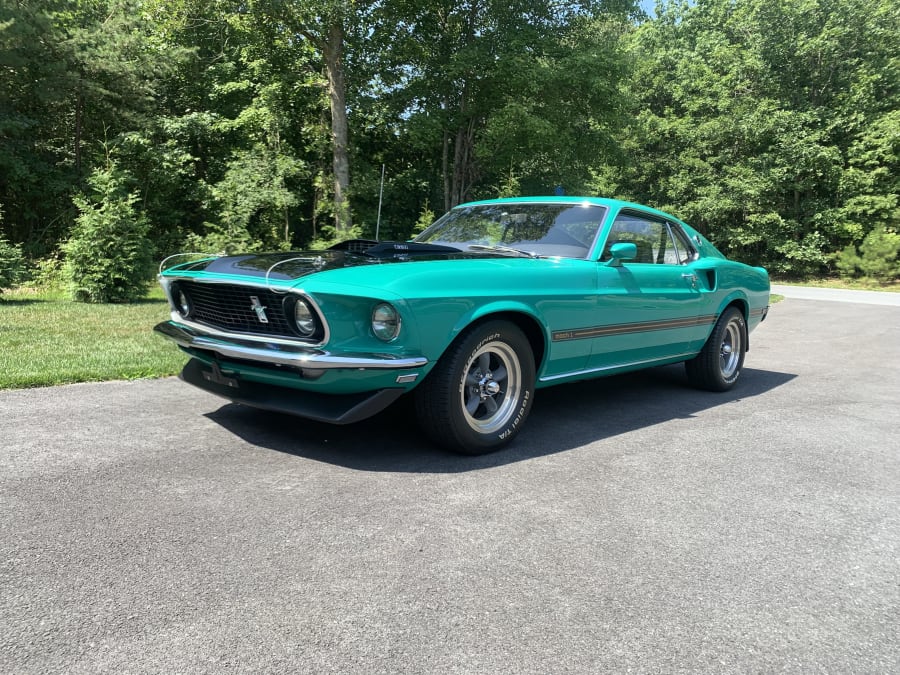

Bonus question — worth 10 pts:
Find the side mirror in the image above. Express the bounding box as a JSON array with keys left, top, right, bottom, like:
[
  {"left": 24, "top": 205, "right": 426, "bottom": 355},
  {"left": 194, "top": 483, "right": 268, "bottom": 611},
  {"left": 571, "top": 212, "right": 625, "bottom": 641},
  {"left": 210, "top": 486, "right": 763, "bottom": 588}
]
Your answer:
[{"left": 606, "top": 242, "right": 637, "bottom": 267}]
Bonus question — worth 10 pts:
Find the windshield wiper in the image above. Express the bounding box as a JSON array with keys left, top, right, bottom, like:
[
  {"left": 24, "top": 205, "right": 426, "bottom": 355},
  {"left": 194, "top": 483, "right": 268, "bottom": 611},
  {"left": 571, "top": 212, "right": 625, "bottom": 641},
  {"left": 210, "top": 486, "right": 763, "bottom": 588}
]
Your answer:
[{"left": 468, "top": 244, "right": 539, "bottom": 258}]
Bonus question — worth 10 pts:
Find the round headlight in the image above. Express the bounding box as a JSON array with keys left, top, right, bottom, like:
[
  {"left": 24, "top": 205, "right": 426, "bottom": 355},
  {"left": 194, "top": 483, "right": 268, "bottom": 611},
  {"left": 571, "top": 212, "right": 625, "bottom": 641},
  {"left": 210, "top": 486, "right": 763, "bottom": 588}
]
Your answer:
[
  {"left": 372, "top": 303, "right": 400, "bottom": 341},
  {"left": 293, "top": 299, "right": 317, "bottom": 337},
  {"left": 173, "top": 286, "right": 191, "bottom": 317}
]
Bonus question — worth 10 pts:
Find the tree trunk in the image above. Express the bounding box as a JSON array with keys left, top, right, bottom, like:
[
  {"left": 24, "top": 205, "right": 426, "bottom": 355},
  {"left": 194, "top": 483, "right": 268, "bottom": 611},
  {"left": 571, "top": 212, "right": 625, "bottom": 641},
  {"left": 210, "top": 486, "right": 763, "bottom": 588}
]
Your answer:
[
  {"left": 323, "top": 20, "right": 351, "bottom": 234},
  {"left": 442, "top": 127, "right": 450, "bottom": 212},
  {"left": 75, "top": 79, "right": 84, "bottom": 173},
  {"left": 450, "top": 115, "right": 477, "bottom": 208}
]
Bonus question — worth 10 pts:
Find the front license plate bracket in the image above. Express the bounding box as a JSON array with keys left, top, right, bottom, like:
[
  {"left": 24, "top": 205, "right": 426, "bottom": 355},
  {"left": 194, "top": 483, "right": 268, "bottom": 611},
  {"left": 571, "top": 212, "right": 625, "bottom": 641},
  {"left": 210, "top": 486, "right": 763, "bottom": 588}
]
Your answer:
[{"left": 202, "top": 361, "right": 239, "bottom": 389}]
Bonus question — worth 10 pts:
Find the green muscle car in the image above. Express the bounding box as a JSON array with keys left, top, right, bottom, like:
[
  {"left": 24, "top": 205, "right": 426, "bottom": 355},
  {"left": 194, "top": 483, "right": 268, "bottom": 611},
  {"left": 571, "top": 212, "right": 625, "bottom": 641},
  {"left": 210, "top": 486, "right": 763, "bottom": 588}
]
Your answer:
[{"left": 154, "top": 197, "right": 769, "bottom": 454}]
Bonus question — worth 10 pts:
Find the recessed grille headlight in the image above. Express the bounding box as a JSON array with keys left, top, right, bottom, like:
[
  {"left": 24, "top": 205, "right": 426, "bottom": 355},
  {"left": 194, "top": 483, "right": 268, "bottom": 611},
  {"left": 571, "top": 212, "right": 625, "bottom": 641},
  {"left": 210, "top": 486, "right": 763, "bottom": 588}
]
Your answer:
[
  {"left": 293, "top": 298, "right": 317, "bottom": 337},
  {"left": 372, "top": 303, "right": 400, "bottom": 341},
  {"left": 173, "top": 285, "right": 192, "bottom": 317}
]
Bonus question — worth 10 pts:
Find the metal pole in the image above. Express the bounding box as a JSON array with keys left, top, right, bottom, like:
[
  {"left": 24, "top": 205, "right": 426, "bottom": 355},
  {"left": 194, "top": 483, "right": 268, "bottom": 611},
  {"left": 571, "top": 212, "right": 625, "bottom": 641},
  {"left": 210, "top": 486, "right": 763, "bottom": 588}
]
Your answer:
[{"left": 375, "top": 163, "right": 385, "bottom": 241}]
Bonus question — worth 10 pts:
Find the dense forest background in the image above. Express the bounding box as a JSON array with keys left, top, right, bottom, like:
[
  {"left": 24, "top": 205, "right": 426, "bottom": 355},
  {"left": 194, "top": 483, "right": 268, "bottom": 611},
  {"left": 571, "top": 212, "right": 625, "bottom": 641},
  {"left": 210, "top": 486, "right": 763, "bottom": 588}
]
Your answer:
[{"left": 1, "top": 0, "right": 898, "bottom": 292}]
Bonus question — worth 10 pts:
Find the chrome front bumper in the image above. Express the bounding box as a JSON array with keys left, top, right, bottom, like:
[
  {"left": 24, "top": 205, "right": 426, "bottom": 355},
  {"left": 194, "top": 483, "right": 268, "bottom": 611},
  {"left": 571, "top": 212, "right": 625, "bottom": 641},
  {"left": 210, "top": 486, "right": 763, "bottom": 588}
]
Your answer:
[{"left": 154, "top": 321, "right": 428, "bottom": 370}]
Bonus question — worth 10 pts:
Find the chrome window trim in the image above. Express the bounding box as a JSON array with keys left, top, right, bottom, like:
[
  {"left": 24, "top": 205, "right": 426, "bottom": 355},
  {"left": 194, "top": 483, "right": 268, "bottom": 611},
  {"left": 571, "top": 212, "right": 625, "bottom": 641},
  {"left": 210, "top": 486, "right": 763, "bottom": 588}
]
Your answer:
[
  {"left": 666, "top": 221, "right": 699, "bottom": 263},
  {"left": 160, "top": 275, "right": 330, "bottom": 347}
]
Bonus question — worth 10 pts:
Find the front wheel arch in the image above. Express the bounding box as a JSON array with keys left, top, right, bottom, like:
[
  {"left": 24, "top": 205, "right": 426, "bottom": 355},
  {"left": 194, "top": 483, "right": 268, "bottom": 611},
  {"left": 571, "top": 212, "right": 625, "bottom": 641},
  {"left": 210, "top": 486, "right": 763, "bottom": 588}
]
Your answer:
[{"left": 451, "top": 309, "right": 547, "bottom": 375}]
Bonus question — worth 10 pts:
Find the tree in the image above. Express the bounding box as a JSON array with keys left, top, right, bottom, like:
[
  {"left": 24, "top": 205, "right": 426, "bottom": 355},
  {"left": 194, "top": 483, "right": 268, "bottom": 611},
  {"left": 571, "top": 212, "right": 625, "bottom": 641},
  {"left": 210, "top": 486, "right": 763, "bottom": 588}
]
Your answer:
[
  {"left": 0, "top": 0, "right": 180, "bottom": 254},
  {"left": 271, "top": 0, "right": 367, "bottom": 236},
  {"left": 594, "top": 0, "right": 900, "bottom": 276},
  {"left": 379, "top": 0, "right": 637, "bottom": 210},
  {"left": 0, "top": 206, "right": 26, "bottom": 295},
  {"left": 63, "top": 161, "right": 154, "bottom": 303}
]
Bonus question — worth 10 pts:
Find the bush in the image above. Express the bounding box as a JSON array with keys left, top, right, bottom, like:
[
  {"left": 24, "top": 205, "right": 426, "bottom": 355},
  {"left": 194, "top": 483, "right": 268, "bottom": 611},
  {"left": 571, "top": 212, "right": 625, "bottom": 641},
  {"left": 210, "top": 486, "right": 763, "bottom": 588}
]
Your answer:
[
  {"left": 411, "top": 201, "right": 436, "bottom": 235},
  {"left": 0, "top": 236, "right": 27, "bottom": 295},
  {"left": 63, "top": 165, "right": 155, "bottom": 303},
  {"left": 836, "top": 226, "right": 900, "bottom": 282},
  {"left": 182, "top": 222, "right": 285, "bottom": 256},
  {"left": 307, "top": 223, "right": 364, "bottom": 250}
]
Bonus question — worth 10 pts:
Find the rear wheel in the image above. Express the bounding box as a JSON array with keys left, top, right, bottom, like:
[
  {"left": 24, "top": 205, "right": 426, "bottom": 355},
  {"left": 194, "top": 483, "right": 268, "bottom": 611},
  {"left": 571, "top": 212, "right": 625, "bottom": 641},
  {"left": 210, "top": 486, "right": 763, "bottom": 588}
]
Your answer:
[
  {"left": 415, "top": 320, "right": 535, "bottom": 454},
  {"left": 685, "top": 307, "right": 746, "bottom": 391}
]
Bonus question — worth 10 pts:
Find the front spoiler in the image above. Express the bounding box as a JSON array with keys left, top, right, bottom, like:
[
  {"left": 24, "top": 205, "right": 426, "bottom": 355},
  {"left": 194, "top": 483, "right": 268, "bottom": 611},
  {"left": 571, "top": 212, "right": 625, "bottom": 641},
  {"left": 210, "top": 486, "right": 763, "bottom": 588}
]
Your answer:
[{"left": 180, "top": 358, "right": 405, "bottom": 424}]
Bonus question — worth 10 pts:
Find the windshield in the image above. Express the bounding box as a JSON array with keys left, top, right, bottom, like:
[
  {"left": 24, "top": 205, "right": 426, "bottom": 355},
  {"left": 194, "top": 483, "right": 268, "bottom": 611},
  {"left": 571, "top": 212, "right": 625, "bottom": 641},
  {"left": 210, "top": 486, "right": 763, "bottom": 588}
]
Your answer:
[{"left": 414, "top": 202, "right": 608, "bottom": 259}]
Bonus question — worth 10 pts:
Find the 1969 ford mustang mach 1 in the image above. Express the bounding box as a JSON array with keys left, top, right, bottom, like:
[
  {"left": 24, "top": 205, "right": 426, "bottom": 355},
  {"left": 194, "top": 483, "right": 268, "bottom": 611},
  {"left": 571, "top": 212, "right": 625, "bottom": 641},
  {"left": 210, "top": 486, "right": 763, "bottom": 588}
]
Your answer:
[{"left": 155, "top": 197, "right": 769, "bottom": 454}]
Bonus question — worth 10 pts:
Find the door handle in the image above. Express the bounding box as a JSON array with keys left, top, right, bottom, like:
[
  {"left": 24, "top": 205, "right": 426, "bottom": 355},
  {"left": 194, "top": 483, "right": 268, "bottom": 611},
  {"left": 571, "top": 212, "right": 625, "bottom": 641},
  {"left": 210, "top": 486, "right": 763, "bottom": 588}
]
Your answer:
[{"left": 681, "top": 273, "right": 698, "bottom": 289}]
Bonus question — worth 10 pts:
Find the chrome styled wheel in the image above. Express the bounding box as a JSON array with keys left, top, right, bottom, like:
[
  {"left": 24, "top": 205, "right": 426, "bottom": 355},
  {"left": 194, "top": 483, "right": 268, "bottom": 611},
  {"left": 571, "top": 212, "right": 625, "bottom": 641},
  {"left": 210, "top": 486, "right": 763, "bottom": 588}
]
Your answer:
[
  {"left": 461, "top": 340, "right": 522, "bottom": 434},
  {"left": 415, "top": 320, "right": 535, "bottom": 454},
  {"left": 719, "top": 315, "right": 743, "bottom": 381},
  {"left": 685, "top": 307, "right": 747, "bottom": 392}
]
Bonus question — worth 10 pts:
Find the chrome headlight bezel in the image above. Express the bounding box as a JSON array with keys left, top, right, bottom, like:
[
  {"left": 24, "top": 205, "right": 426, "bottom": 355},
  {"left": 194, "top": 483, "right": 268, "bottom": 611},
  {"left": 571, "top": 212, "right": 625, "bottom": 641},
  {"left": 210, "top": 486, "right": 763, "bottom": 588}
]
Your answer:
[
  {"left": 290, "top": 297, "right": 318, "bottom": 338},
  {"left": 170, "top": 282, "right": 193, "bottom": 318},
  {"left": 371, "top": 302, "right": 401, "bottom": 342}
]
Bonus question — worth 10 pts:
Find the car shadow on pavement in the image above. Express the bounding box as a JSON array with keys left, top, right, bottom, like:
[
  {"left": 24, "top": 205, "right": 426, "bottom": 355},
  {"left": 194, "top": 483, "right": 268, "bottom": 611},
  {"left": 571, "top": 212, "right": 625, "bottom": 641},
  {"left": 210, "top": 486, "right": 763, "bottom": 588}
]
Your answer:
[{"left": 204, "top": 364, "right": 796, "bottom": 473}]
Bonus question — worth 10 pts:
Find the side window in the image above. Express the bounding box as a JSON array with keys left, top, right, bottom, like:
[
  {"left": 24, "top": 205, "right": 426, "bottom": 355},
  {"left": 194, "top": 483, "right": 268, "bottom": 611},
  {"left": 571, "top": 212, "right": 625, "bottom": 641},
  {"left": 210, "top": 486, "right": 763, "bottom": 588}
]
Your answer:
[
  {"left": 602, "top": 213, "right": 690, "bottom": 265},
  {"left": 667, "top": 223, "right": 698, "bottom": 264}
]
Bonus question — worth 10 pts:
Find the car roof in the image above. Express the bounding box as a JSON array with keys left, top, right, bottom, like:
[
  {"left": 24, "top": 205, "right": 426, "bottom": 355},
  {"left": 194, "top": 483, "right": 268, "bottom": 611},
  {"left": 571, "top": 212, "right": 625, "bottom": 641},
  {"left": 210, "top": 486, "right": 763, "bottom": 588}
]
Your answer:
[{"left": 456, "top": 196, "right": 683, "bottom": 225}]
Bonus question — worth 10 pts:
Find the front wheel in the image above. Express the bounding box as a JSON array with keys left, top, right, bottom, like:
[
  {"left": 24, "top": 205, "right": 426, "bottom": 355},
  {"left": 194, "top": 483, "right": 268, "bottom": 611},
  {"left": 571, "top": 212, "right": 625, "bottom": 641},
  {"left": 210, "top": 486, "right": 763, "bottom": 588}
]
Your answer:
[
  {"left": 415, "top": 321, "right": 535, "bottom": 455},
  {"left": 685, "top": 307, "right": 746, "bottom": 391}
]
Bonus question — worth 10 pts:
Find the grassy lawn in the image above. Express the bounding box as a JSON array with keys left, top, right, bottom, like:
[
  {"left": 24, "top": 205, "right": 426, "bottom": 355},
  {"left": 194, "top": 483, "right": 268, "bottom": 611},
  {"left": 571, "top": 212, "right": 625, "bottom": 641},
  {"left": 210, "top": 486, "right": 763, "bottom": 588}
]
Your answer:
[{"left": 0, "top": 285, "right": 187, "bottom": 390}]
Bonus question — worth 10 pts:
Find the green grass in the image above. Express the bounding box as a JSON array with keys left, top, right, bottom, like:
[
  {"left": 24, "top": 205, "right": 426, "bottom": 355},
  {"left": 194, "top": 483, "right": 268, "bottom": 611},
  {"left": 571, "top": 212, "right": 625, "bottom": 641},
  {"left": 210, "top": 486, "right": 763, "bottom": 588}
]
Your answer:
[{"left": 0, "top": 285, "right": 187, "bottom": 389}]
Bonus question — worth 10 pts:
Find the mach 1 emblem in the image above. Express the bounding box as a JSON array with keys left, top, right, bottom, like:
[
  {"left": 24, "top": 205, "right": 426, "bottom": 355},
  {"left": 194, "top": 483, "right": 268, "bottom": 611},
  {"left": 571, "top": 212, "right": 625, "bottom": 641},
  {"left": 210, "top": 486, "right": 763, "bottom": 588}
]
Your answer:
[{"left": 249, "top": 296, "right": 269, "bottom": 323}]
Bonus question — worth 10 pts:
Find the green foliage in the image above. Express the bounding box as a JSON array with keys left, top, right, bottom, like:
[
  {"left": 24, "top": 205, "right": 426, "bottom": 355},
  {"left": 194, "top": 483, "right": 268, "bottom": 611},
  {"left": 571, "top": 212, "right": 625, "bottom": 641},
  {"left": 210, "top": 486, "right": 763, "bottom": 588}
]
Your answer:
[
  {"left": 182, "top": 223, "right": 273, "bottom": 256},
  {"left": 0, "top": 204, "right": 26, "bottom": 293},
  {"left": 63, "top": 164, "right": 154, "bottom": 303},
  {"left": 308, "top": 223, "right": 364, "bottom": 251},
  {"left": 0, "top": 0, "right": 185, "bottom": 255},
  {"left": 596, "top": 0, "right": 900, "bottom": 276},
  {"left": 0, "top": 237, "right": 26, "bottom": 294},
  {"left": 1, "top": 0, "right": 898, "bottom": 282},
  {"left": 412, "top": 201, "right": 437, "bottom": 235},
  {"left": 837, "top": 227, "right": 900, "bottom": 282},
  {"left": 211, "top": 145, "right": 305, "bottom": 248}
]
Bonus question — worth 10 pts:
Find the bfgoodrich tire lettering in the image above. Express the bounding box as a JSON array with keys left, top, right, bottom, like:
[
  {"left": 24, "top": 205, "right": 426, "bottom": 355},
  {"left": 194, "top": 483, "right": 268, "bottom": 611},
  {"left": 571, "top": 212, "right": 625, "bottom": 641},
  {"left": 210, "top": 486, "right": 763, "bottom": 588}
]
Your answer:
[
  {"left": 685, "top": 307, "right": 746, "bottom": 392},
  {"left": 415, "top": 320, "right": 535, "bottom": 455}
]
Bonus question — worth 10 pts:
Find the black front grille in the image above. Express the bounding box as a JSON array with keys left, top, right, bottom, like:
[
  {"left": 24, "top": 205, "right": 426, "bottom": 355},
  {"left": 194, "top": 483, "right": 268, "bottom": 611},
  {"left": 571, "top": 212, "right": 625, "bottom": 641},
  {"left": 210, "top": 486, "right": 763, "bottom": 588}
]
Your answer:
[{"left": 177, "top": 281, "right": 308, "bottom": 339}]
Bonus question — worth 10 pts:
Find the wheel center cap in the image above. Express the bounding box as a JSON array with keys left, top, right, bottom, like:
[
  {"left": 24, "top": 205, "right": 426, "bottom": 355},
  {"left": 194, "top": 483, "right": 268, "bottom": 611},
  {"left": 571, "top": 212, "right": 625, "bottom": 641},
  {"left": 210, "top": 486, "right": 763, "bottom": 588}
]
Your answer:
[{"left": 484, "top": 381, "right": 501, "bottom": 396}]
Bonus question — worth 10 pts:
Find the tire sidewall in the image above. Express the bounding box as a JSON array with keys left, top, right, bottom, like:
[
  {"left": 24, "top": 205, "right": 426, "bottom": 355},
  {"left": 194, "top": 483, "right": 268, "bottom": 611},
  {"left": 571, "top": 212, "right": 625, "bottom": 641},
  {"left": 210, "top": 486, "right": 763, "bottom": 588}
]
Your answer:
[
  {"left": 716, "top": 308, "right": 746, "bottom": 388},
  {"left": 447, "top": 322, "right": 535, "bottom": 452}
]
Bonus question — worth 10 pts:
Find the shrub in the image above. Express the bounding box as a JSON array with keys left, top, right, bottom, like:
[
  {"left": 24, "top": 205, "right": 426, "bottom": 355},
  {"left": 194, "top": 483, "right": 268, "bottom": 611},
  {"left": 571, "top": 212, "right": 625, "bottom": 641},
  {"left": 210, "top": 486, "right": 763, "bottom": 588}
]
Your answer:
[
  {"left": 0, "top": 236, "right": 27, "bottom": 295},
  {"left": 858, "top": 227, "right": 900, "bottom": 281},
  {"left": 181, "top": 222, "right": 290, "bottom": 257},
  {"left": 412, "top": 201, "right": 436, "bottom": 235},
  {"left": 836, "top": 226, "right": 900, "bottom": 282},
  {"left": 63, "top": 165, "right": 155, "bottom": 303}
]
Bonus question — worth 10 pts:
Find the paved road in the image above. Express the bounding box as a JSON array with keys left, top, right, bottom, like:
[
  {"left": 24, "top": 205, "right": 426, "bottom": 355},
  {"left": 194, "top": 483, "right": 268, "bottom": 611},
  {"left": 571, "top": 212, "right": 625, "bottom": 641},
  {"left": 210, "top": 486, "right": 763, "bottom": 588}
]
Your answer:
[
  {"left": 771, "top": 283, "right": 900, "bottom": 306},
  {"left": 2, "top": 298, "right": 899, "bottom": 673}
]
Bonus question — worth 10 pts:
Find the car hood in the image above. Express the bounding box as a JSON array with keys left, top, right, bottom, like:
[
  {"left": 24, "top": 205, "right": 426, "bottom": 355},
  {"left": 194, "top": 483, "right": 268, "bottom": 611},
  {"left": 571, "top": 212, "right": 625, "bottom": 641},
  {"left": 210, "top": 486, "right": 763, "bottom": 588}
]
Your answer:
[{"left": 167, "top": 246, "right": 516, "bottom": 281}]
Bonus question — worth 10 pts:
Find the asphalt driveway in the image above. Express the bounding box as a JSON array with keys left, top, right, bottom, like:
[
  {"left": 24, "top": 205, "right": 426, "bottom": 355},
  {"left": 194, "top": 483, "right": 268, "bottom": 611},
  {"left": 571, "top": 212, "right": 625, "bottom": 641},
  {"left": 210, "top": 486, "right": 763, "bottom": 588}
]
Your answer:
[{"left": 2, "top": 295, "right": 898, "bottom": 673}]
